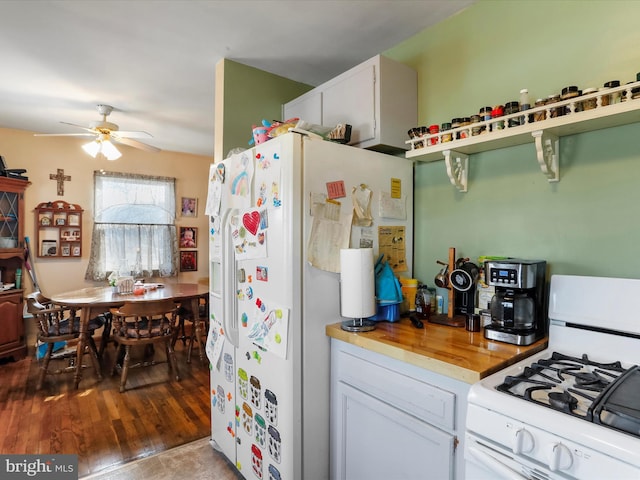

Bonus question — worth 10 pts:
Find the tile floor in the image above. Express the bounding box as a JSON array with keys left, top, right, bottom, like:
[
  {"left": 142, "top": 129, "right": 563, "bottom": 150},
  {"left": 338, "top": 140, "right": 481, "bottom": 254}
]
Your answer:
[{"left": 80, "top": 437, "right": 243, "bottom": 480}]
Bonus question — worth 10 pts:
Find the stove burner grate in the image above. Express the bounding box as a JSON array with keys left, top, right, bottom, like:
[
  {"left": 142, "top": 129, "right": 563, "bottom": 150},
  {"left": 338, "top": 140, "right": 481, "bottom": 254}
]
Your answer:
[
  {"left": 548, "top": 390, "right": 579, "bottom": 413},
  {"left": 496, "top": 351, "right": 629, "bottom": 422}
]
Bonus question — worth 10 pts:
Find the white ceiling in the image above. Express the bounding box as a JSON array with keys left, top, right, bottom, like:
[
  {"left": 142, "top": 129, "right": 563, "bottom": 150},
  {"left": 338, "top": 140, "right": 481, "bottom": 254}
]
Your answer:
[{"left": 0, "top": 0, "right": 474, "bottom": 158}]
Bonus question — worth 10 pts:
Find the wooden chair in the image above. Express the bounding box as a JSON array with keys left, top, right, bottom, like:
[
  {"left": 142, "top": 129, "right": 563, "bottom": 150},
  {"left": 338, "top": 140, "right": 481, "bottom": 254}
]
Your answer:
[
  {"left": 27, "top": 292, "right": 104, "bottom": 390},
  {"left": 110, "top": 299, "right": 180, "bottom": 392},
  {"left": 172, "top": 294, "right": 209, "bottom": 364}
]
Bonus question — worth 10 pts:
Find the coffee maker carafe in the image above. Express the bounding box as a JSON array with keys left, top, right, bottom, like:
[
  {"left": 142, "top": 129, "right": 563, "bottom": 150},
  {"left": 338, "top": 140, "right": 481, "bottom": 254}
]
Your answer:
[{"left": 484, "top": 259, "right": 546, "bottom": 345}]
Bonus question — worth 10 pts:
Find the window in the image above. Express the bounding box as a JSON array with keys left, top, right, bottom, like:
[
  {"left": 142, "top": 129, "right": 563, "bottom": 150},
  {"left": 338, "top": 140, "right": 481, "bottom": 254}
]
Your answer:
[{"left": 85, "top": 171, "right": 178, "bottom": 281}]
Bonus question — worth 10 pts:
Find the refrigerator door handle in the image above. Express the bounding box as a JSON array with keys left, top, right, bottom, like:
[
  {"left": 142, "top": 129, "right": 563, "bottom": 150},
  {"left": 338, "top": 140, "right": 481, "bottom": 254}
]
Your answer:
[{"left": 222, "top": 208, "right": 240, "bottom": 347}]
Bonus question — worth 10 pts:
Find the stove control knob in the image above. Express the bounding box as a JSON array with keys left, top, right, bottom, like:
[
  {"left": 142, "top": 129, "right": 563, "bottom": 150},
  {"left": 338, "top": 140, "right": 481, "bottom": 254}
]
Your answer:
[
  {"left": 548, "top": 442, "right": 573, "bottom": 472},
  {"left": 512, "top": 428, "right": 534, "bottom": 454}
]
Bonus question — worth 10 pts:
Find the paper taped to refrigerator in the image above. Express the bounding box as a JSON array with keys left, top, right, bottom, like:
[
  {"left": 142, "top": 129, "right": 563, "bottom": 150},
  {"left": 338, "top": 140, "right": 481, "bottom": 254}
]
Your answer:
[
  {"left": 306, "top": 202, "right": 353, "bottom": 273},
  {"left": 378, "top": 225, "right": 408, "bottom": 272},
  {"left": 379, "top": 191, "right": 407, "bottom": 220},
  {"left": 205, "top": 163, "right": 222, "bottom": 216},
  {"left": 206, "top": 316, "right": 225, "bottom": 370},
  {"left": 226, "top": 150, "right": 254, "bottom": 209},
  {"left": 254, "top": 141, "right": 283, "bottom": 209},
  {"left": 246, "top": 298, "right": 289, "bottom": 359}
]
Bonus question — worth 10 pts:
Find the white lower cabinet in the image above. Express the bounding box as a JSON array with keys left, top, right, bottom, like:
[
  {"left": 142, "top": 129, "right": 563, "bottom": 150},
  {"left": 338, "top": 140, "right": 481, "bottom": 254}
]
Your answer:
[{"left": 330, "top": 339, "right": 470, "bottom": 480}]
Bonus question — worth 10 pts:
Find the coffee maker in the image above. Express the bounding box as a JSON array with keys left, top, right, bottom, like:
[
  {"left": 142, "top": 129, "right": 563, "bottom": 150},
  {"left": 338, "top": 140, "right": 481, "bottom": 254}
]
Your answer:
[{"left": 483, "top": 259, "right": 547, "bottom": 346}]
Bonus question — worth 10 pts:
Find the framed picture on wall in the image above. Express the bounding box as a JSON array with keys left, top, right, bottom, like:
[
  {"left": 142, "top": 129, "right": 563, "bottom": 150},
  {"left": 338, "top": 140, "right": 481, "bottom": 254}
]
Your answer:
[
  {"left": 180, "top": 197, "right": 197, "bottom": 217},
  {"left": 180, "top": 251, "right": 197, "bottom": 272},
  {"left": 179, "top": 227, "right": 197, "bottom": 248}
]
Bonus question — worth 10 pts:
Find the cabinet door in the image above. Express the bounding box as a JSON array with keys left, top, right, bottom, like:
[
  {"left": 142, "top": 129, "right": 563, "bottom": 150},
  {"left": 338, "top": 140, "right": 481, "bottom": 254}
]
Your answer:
[
  {"left": 283, "top": 90, "right": 322, "bottom": 125},
  {"left": 0, "top": 191, "right": 20, "bottom": 248},
  {"left": 331, "top": 380, "right": 454, "bottom": 480},
  {"left": 322, "top": 64, "right": 376, "bottom": 145},
  {"left": 0, "top": 294, "right": 23, "bottom": 356}
]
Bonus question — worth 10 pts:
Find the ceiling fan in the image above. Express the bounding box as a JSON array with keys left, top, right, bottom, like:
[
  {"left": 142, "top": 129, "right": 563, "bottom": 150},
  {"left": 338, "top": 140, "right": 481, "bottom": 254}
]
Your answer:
[{"left": 35, "top": 104, "right": 161, "bottom": 160}]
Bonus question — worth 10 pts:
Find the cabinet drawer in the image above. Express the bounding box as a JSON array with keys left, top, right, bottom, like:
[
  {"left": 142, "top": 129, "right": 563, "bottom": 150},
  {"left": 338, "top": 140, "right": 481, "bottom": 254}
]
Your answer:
[{"left": 335, "top": 347, "right": 456, "bottom": 431}]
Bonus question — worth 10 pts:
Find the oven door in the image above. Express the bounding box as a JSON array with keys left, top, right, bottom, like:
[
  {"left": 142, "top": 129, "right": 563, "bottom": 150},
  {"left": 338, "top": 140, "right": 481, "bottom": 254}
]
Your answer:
[
  {"left": 466, "top": 432, "right": 529, "bottom": 480},
  {"left": 465, "top": 432, "right": 572, "bottom": 480}
]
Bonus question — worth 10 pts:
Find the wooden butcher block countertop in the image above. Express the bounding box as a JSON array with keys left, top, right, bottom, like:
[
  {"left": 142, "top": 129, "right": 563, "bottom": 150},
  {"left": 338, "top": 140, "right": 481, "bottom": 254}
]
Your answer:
[{"left": 326, "top": 317, "right": 548, "bottom": 384}]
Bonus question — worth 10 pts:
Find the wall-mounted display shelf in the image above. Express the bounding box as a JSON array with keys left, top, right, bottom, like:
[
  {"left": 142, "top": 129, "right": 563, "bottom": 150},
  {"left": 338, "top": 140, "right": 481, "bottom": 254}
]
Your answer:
[
  {"left": 406, "top": 81, "right": 640, "bottom": 191},
  {"left": 34, "top": 200, "right": 83, "bottom": 258}
]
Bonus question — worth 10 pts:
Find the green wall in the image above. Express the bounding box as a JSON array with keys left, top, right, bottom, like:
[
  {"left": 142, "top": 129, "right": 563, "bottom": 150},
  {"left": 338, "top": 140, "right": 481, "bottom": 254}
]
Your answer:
[
  {"left": 220, "top": 59, "right": 312, "bottom": 158},
  {"left": 384, "top": 0, "right": 640, "bottom": 290}
]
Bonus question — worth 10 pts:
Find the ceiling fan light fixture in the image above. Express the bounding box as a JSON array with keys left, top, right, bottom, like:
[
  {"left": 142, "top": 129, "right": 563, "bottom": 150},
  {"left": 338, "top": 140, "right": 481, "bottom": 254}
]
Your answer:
[
  {"left": 101, "top": 139, "right": 122, "bottom": 161},
  {"left": 81, "top": 140, "right": 101, "bottom": 158},
  {"left": 82, "top": 137, "right": 122, "bottom": 161}
]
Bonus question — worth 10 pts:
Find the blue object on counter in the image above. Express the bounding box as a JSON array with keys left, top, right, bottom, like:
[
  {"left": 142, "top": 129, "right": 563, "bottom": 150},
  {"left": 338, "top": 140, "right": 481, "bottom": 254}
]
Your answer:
[
  {"left": 373, "top": 255, "right": 403, "bottom": 306},
  {"left": 367, "top": 302, "right": 400, "bottom": 323}
]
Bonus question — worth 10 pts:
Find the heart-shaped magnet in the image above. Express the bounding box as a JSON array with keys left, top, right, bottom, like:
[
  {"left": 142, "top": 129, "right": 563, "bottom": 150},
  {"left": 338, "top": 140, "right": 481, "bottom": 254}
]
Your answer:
[{"left": 242, "top": 211, "right": 261, "bottom": 235}]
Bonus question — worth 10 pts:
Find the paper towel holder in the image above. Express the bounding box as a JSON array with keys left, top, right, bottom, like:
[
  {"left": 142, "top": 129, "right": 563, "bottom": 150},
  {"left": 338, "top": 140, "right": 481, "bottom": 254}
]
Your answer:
[
  {"left": 339, "top": 248, "right": 377, "bottom": 332},
  {"left": 341, "top": 315, "right": 376, "bottom": 332}
]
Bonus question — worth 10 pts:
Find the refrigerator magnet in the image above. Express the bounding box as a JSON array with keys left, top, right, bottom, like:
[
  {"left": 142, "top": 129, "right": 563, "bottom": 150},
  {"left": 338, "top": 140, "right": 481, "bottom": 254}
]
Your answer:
[
  {"left": 257, "top": 266, "right": 268, "bottom": 281},
  {"left": 257, "top": 182, "right": 267, "bottom": 207},
  {"left": 326, "top": 180, "right": 346, "bottom": 199},
  {"left": 215, "top": 163, "right": 225, "bottom": 182}
]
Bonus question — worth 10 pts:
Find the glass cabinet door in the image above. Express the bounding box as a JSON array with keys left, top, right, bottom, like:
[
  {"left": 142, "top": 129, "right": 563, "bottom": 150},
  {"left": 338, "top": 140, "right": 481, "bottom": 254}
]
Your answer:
[{"left": 0, "top": 190, "right": 19, "bottom": 249}]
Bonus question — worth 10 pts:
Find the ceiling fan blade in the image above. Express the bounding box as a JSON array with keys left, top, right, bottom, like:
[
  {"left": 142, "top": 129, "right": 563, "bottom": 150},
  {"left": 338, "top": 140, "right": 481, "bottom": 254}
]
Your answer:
[
  {"left": 34, "top": 133, "right": 95, "bottom": 137},
  {"left": 60, "top": 121, "right": 96, "bottom": 133},
  {"left": 113, "top": 135, "right": 161, "bottom": 153},
  {"left": 114, "top": 130, "right": 153, "bottom": 139}
]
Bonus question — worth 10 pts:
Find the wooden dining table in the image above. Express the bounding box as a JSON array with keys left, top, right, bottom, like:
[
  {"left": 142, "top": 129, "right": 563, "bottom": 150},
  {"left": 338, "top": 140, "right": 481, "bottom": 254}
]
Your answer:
[{"left": 50, "top": 282, "right": 209, "bottom": 388}]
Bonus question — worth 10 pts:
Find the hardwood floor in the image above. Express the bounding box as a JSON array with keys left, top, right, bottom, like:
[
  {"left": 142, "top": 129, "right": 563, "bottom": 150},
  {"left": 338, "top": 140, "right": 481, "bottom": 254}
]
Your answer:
[{"left": 0, "top": 337, "right": 214, "bottom": 477}]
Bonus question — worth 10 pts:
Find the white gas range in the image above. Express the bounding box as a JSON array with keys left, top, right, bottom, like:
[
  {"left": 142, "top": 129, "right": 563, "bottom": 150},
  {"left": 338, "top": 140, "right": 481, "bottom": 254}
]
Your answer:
[{"left": 465, "top": 275, "right": 640, "bottom": 479}]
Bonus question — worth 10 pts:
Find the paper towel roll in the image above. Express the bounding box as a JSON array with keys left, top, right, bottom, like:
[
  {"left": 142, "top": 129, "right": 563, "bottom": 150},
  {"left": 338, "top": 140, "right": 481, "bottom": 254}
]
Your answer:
[{"left": 340, "top": 248, "right": 376, "bottom": 318}]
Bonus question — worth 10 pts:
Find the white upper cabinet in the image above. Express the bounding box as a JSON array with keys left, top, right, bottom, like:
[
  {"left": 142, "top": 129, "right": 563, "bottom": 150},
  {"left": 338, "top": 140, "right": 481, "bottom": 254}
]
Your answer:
[
  {"left": 283, "top": 89, "right": 322, "bottom": 125},
  {"left": 322, "top": 64, "right": 376, "bottom": 145},
  {"left": 283, "top": 55, "right": 417, "bottom": 153}
]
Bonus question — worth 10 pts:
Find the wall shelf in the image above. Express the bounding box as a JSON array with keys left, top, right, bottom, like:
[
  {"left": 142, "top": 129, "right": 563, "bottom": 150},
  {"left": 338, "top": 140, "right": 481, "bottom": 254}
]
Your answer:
[
  {"left": 406, "top": 81, "right": 640, "bottom": 191},
  {"left": 34, "top": 200, "right": 83, "bottom": 258}
]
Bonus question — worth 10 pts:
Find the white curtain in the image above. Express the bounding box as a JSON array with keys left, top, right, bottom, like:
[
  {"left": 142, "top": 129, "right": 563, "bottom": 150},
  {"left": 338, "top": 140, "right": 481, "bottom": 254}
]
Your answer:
[{"left": 85, "top": 171, "right": 178, "bottom": 281}]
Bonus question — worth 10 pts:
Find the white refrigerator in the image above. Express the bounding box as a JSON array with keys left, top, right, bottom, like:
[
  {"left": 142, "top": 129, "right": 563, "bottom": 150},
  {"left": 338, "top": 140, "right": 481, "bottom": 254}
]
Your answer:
[{"left": 205, "top": 132, "right": 413, "bottom": 480}]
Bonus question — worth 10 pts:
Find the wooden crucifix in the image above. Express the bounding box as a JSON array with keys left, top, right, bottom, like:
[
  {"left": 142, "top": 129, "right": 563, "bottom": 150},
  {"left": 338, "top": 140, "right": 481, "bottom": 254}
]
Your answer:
[{"left": 50, "top": 168, "right": 71, "bottom": 196}]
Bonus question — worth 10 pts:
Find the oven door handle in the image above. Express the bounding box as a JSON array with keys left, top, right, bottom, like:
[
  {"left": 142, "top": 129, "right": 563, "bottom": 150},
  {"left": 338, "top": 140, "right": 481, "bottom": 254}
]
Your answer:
[{"left": 468, "top": 445, "right": 529, "bottom": 480}]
